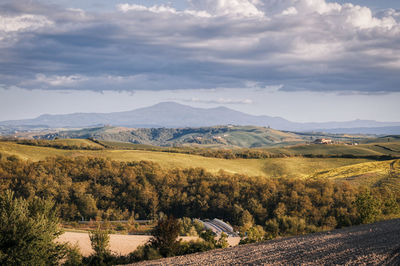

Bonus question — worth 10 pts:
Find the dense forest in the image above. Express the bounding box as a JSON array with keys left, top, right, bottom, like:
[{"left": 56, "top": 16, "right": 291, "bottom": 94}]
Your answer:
[{"left": 1, "top": 153, "right": 399, "bottom": 238}]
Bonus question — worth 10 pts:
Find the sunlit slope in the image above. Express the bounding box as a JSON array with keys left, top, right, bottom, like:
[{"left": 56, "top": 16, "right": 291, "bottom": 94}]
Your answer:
[
  {"left": 0, "top": 141, "right": 370, "bottom": 177},
  {"left": 268, "top": 143, "right": 400, "bottom": 157},
  {"left": 312, "top": 159, "right": 400, "bottom": 191},
  {"left": 210, "top": 127, "right": 303, "bottom": 148},
  {"left": 262, "top": 157, "right": 370, "bottom": 178},
  {"left": 31, "top": 138, "right": 104, "bottom": 149}
]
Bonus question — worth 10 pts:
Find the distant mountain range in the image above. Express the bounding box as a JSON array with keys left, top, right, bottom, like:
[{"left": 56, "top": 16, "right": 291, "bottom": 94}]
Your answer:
[{"left": 1, "top": 102, "right": 400, "bottom": 134}]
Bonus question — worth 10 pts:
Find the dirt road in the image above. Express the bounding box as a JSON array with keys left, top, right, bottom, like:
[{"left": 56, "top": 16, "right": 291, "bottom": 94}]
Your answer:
[{"left": 130, "top": 218, "right": 400, "bottom": 265}]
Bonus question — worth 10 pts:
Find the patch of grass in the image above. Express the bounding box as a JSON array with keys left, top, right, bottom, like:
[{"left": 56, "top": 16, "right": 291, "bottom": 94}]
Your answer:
[
  {"left": 51, "top": 139, "right": 104, "bottom": 149},
  {"left": 16, "top": 138, "right": 105, "bottom": 150},
  {"left": 99, "top": 141, "right": 163, "bottom": 151}
]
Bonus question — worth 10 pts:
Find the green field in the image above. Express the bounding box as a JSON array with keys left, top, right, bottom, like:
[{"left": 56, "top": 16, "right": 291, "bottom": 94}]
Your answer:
[
  {"left": 311, "top": 159, "right": 400, "bottom": 190},
  {"left": 0, "top": 141, "right": 373, "bottom": 178},
  {"left": 268, "top": 143, "right": 400, "bottom": 157}
]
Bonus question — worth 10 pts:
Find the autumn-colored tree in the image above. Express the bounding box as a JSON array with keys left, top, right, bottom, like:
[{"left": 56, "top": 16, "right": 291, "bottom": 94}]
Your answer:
[
  {"left": 355, "top": 190, "right": 381, "bottom": 224},
  {"left": 150, "top": 216, "right": 181, "bottom": 257}
]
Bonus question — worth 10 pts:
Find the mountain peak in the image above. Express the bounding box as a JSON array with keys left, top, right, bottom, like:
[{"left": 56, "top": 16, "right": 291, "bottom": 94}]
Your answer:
[
  {"left": 152, "top": 101, "right": 185, "bottom": 107},
  {"left": 138, "top": 102, "right": 198, "bottom": 112},
  {"left": 210, "top": 106, "right": 233, "bottom": 111}
]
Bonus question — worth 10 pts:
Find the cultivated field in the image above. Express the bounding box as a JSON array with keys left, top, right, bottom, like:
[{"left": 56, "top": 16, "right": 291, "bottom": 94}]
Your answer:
[
  {"left": 130, "top": 218, "right": 400, "bottom": 265},
  {"left": 57, "top": 232, "right": 240, "bottom": 257}
]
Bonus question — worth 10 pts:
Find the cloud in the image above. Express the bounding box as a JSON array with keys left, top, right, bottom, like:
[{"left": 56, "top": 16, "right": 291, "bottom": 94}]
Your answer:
[
  {"left": 32, "top": 74, "right": 86, "bottom": 87},
  {"left": 188, "top": 0, "right": 264, "bottom": 18},
  {"left": 0, "top": 0, "right": 399, "bottom": 94},
  {"left": 282, "top": 7, "right": 298, "bottom": 16},
  {"left": 0, "top": 13, "right": 52, "bottom": 48},
  {"left": 117, "top": 3, "right": 212, "bottom": 18},
  {"left": 19, "top": 74, "right": 223, "bottom": 91},
  {"left": 0, "top": 14, "right": 52, "bottom": 32},
  {"left": 117, "top": 4, "right": 178, "bottom": 14}
]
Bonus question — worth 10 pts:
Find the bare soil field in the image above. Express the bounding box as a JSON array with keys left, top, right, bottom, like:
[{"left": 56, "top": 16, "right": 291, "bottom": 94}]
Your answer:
[
  {"left": 57, "top": 232, "right": 240, "bottom": 256},
  {"left": 58, "top": 232, "right": 152, "bottom": 256},
  {"left": 130, "top": 218, "right": 400, "bottom": 265}
]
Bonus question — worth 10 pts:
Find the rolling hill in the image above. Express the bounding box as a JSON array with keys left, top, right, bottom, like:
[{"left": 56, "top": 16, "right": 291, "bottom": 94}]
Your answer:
[
  {"left": 2, "top": 138, "right": 400, "bottom": 179},
  {"left": 33, "top": 125, "right": 393, "bottom": 149},
  {"left": 36, "top": 125, "right": 307, "bottom": 148}
]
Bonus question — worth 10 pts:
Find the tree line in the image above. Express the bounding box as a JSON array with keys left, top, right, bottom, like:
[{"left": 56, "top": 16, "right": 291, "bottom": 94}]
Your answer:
[
  {"left": 1, "top": 154, "right": 398, "bottom": 231},
  {"left": 16, "top": 139, "right": 104, "bottom": 150}
]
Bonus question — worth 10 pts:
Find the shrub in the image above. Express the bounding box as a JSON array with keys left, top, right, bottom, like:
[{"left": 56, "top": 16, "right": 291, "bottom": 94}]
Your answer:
[
  {"left": 0, "top": 190, "right": 67, "bottom": 265},
  {"left": 89, "top": 227, "right": 111, "bottom": 257},
  {"left": 355, "top": 190, "right": 381, "bottom": 224},
  {"left": 150, "top": 215, "right": 181, "bottom": 257},
  {"left": 177, "top": 240, "right": 213, "bottom": 255},
  {"left": 63, "top": 243, "right": 84, "bottom": 266},
  {"left": 129, "top": 245, "right": 162, "bottom": 262},
  {"left": 239, "top": 225, "right": 266, "bottom": 244}
]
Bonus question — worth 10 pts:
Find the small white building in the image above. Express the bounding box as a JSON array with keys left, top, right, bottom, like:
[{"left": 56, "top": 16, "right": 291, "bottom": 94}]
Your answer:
[{"left": 313, "top": 138, "right": 333, "bottom": 144}]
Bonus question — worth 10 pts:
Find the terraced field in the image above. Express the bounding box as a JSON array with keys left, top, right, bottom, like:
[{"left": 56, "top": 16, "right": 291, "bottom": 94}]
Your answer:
[{"left": 130, "top": 218, "right": 400, "bottom": 265}]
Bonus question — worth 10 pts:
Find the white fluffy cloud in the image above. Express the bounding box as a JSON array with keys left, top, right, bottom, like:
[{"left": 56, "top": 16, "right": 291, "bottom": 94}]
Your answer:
[
  {"left": 0, "top": 14, "right": 52, "bottom": 32},
  {"left": 118, "top": 4, "right": 178, "bottom": 14},
  {"left": 189, "top": 0, "right": 264, "bottom": 17},
  {"left": 118, "top": 0, "right": 265, "bottom": 18},
  {"left": 0, "top": 14, "right": 52, "bottom": 47}
]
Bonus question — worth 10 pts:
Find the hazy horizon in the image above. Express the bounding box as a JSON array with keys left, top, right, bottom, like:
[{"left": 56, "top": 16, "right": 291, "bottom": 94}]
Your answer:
[{"left": 1, "top": 101, "right": 400, "bottom": 125}]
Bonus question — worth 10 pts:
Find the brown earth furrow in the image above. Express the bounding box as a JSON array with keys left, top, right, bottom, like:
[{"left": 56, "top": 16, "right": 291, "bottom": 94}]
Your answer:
[{"left": 127, "top": 218, "right": 400, "bottom": 265}]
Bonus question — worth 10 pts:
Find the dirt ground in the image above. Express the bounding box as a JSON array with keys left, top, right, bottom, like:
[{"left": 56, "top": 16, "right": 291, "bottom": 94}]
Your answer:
[
  {"left": 57, "top": 232, "right": 240, "bottom": 256},
  {"left": 129, "top": 218, "right": 400, "bottom": 265}
]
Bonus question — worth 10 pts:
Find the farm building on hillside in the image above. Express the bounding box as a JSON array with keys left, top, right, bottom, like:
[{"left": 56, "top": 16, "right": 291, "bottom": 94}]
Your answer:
[
  {"left": 196, "top": 218, "right": 238, "bottom": 237},
  {"left": 313, "top": 138, "right": 333, "bottom": 144}
]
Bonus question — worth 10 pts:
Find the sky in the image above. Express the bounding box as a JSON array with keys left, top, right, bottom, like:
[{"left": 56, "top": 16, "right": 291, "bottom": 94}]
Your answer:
[{"left": 0, "top": 0, "right": 399, "bottom": 122}]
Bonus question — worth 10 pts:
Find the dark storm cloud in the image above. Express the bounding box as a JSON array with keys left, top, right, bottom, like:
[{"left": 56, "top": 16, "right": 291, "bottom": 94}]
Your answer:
[{"left": 0, "top": 0, "right": 399, "bottom": 93}]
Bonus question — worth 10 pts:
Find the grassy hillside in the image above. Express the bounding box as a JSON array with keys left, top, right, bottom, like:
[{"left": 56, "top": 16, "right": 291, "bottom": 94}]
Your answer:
[
  {"left": 0, "top": 141, "right": 371, "bottom": 178},
  {"left": 267, "top": 143, "right": 400, "bottom": 158},
  {"left": 17, "top": 138, "right": 105, "bottom": 150},
  {"left": 312, "top": 159, "right": 400, "bottom": 191},
  {"left": 30, "top": 125, "right": 400, "bottom": 159},
  {"left": 359, "top": 135, "right": 400, "bottom": 144},
  {"left": 2, "top": 136, "right": 399, "bottom": 182}
]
